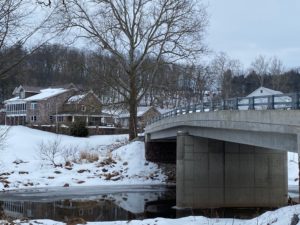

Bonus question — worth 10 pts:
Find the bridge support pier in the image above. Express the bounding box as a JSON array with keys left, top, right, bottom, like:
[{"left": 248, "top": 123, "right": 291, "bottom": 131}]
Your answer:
[{"left": 176, "top": 131, "right": 287, "bottom": 208}]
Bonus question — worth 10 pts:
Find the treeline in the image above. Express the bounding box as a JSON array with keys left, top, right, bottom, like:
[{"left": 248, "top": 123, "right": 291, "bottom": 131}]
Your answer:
[{"left": 1, "top": 45, "right": 300, "bottom": 107}]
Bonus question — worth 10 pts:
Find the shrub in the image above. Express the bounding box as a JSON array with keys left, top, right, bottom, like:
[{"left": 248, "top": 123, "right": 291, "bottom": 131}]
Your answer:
[
  {"left": 69, "top": 120, "right": 88, "bottom": 137},
  {"left": 79, "top": 151, "right": 99, "bottom": 163}
]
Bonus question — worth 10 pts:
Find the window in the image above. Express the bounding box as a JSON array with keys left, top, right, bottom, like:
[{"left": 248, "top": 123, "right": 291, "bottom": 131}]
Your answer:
[
  {"left": 81, "top": 105, "right": 86, "bottom": 112},
  {"left": 57, "top": 116, "right": 64, "bottom": 122},
  {"left": 30, "top": 116, "right": 37, "bottom": 122},
  {"left": 31, "top": 102, "right": 37, "bottom": 110},
  {"left": 49, "top": 116, "right": 54, "bottom": 123}
]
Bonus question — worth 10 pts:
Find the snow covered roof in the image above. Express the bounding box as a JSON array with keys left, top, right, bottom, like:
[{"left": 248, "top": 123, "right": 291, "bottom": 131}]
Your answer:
[
  {"left": 67, "top": 94, "right": 86, "bottom": 104},
  {"left": 118, "top": 106, "right": 159, "bottom": 118},
  {"left": 4, "top": 96, "right": 26, "bottom": 104},
  {"left": 247, "top": 86, "right": 283, "bottom": 97},
  {"left": 5, "top": 88, "right": 69, "bottom": 103},
  {"left": 157, "top": 108, "right": 173, "bottom": 114},
  {"left": 25, "top": 88, "right": 68, "bottom": 101}
]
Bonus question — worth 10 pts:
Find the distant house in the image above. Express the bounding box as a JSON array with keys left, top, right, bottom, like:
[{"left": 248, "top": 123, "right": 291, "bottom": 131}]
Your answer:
[
  {"left": 3, "top": 84, "right": 105, "bottom": 126},
  {"left": 239, "top": 86, "right": 290, "bottom": 110},
  {"left": 247, "top": 86, "right": 283, "bottom": 97},
  {"left": 116, "top": 106, "right": 161, "bottom": 129},
  {"left": 57, "top": 90, "right": 111, "bottom": 126}
]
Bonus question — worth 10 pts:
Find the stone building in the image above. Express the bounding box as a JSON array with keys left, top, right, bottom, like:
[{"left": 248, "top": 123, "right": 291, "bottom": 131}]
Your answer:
[{"left": 3, "top": 84, "right": 105, "bottom": 126}]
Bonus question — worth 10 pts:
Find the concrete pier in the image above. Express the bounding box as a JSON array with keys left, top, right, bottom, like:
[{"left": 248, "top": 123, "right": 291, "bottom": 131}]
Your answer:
[{"left": 176, "top": 132, "right": 288, "bottom": 208}]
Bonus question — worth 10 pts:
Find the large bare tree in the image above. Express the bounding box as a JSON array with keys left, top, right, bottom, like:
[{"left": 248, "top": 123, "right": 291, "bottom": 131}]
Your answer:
[{"left": 54, "top": 0, "right": 208, "bottom": 140}]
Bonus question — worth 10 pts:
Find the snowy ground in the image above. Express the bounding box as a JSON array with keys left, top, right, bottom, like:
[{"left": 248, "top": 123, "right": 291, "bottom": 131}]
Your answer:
[
  {"left": 0, "top": 126, "right": 166, "bottom": 190},
  {"left": 1, "top": 204, "right": 300, "bottom": 225}
]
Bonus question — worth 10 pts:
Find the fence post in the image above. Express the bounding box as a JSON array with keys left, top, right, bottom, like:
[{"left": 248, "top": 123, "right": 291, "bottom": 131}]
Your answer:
[
  {"left": 249, "top": 97, "right": 254, "bottom": 110},
  {"left": 267, "top": 95, "right": 274, "bottom": 109},
  {"left": 235, "top": 98, "right": 239, "bottom": 110},
  {"left": 222, "top": 99, "right": 226, "bottom": 110},
  {"left": 293, "top": 93, "right": 300, "bottom": 109}
]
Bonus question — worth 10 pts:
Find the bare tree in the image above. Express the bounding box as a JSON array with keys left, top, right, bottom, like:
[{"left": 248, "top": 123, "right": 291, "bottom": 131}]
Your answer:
[
  {"left": 250, "top": 55, "right": 270, "bottom": 87},
  {"left": 269, "top": 56, "right": 286, "bottom": 91},
  {"left": 211, "top": 52, "right": 242, "bottom": 99},
  {"left": 53, "top": 0, "right": 208, "bottom": 140}
]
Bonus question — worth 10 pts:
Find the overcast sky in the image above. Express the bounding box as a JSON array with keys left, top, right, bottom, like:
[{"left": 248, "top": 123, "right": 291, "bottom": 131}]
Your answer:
[{"left": 206, "top": 0, "right": 300, "bottom": 69}]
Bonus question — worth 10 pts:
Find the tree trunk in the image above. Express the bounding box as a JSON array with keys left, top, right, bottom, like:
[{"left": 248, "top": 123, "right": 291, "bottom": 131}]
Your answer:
[{"left": 128, "top": 74, "right": 138, "bottom": 141}]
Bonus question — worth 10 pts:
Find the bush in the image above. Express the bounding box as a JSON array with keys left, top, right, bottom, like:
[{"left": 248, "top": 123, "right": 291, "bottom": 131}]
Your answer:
[
  {"left": 79, "top": 150, "right": 99, "bottom": 163},
  {"left": 69, "top": 120, "right": 88, "bottom": 137}
]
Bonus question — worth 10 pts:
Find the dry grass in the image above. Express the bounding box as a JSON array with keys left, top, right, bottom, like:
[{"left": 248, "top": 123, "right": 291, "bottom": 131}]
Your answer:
[{"left": 79, "top": 151, "right": 99, "bottom": 163}]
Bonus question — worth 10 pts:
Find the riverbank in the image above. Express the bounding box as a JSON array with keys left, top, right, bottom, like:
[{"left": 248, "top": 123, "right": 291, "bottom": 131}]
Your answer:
[
  {"left": 0, "top": 126, "right": 167, "bottom": 191},
  {"left": 1, "top": 204, "right": 300, "bottom": 225}
]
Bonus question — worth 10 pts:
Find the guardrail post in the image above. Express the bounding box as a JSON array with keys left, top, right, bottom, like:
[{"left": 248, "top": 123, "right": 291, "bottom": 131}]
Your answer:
[
  {"left": 235, "top": 98, "right": 239, "bottom": 110},
  {"left": 293, "top": 93, "right": 300, "bottom": 109},
  {"left": 222, "top": 99, "right": 226, "bottom": 110},
  {"left": 210, "top": 101, "right": 213, "bottom": 111},
  {"left": 267, "top": 95, "right": 275, "bottom": 109},
  {"left": 193, "top": 104, "right": 197, "bottom": 112},
  {"left": 249, "top": 97, "right": 254, "bottom": 110}
]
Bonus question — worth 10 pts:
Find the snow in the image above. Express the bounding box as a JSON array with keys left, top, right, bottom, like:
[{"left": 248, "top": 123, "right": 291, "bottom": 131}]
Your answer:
[
  {"left": 247, "top": 87, "right": 283, "bottom": 97},
  {"left": 0, "top": 126, "right": 166, "bottom": 190},
  {"left": 2, "top": 204, "right": 300, "bottom": 225},
  {"left": 4, "top": 88, "right": 69, "bottom": 103},
  {"left": 25, "top": 88, "right": 68, "bottom": 101},
  {"left": 67, "top": 94, "right": 86, "bottom": 103},
  {"left": 118, "top": 107, "right": 155, "bottom": 118}
]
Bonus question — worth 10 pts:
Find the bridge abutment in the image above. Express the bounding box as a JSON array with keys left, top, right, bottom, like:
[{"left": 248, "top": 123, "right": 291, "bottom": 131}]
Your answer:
[{"left": 176, "top": 132, "right": 288, "bottom": 208}]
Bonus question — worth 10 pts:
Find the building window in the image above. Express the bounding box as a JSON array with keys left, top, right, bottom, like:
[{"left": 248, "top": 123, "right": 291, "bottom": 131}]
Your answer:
[
  {"left": 49, "top": 116, "right": 54, "bottom": 123},
  {"left": 57, "top": 116, "right": 64, "bottom": 122},
  {"left": 31, "top": 102, "right": 37, "bottom": 110},
  {"left": 30, "top": 116, "right": 37, "bottom": 122},
  {"left": 81, "top": 105, "right": 86, "bottom": 112}
]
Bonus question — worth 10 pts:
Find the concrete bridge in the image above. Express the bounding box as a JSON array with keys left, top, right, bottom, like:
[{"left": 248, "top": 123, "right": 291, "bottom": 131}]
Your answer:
[{"left": 145, "top": 97, "right": 300, "bottom": 209}]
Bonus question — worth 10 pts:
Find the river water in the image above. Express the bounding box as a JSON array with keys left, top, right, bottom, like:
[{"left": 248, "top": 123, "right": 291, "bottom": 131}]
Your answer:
[
  {"left": 0, "top": 185, "right": 298, "bottom": 222},
  {"left": 0, "top": 185, "right": 176, "bottom": 222}
]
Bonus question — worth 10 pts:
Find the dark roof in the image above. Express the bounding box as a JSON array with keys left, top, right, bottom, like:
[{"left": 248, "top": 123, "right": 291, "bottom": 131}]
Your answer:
[{"left": 21, "top": 85, "right": 43, "bottom": 93}]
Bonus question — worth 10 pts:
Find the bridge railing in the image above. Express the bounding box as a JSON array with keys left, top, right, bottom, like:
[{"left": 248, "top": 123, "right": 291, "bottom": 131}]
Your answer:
[{"left": 148, "top": 92, "right": 300, "bottom": 125}]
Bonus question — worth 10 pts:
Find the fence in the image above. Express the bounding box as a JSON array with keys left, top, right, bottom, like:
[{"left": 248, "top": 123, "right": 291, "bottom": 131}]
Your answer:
[{"left": 149, "top": 92, "right": 300, "bottom": 124}]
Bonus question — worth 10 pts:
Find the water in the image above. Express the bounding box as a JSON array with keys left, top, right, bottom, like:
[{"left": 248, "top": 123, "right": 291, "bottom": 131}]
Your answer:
[
  {"left": 0, "top": 185, "right": 296, "bottom": 222},
  {"left": 0, "top": 185, "right": 176, "bottom": 222}
]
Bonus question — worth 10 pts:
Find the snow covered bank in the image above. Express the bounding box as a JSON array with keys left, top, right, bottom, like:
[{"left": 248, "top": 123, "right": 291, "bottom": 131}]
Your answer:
[
  {"left": 2, "top": 204, "right": 300, "bottom": 225},
  {"left": 0, "top": 126, "right": 166, "bottom": 190}
]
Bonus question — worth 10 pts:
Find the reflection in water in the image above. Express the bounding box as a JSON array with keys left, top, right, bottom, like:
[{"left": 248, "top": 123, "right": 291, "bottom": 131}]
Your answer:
[
  {"left": 0, "top": 188, "right": 176, "bottom": 222},
  {"left": 0, "top": 187, "right": 273, "bottom": 222}
]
